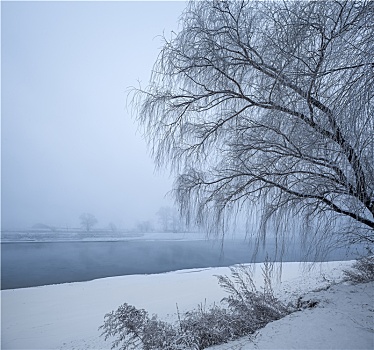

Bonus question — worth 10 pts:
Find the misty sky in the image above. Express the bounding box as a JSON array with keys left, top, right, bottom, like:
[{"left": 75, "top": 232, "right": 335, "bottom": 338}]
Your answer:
[{"left": 2, "top": 1, "right": 187, "bottom": 230}]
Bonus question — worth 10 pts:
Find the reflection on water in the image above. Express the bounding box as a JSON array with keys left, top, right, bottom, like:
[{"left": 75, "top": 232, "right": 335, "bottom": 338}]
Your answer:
[{"left": 1, "top": 239, "right": 363, "bottom": 289}]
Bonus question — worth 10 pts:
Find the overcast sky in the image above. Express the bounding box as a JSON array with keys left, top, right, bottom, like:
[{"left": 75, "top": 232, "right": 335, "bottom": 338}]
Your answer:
[{"left": 2, "top": 1, "right": 187, "bottom": 230}]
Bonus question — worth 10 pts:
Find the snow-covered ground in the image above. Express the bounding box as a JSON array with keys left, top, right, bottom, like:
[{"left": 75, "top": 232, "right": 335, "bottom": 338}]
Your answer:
[
  {"left": 1, "top": 230, "right": 208, "bottom": 243},
  {"left": 209, "top": 281, "right": 373, "bottom": 350},
  {"left": 2, "top": 260, "right": 373, "bottom": 350}
]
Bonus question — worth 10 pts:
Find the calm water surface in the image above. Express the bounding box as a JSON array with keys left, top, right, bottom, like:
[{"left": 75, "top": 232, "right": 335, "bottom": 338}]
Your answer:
[{"left": 1, "top": 239, "right": 360, "bottom": 289}]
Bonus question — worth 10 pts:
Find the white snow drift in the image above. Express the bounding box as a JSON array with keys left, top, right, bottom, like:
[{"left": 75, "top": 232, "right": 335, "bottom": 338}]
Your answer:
[{"left": 1, "top": 260, "right": 373, "bottom": 350}]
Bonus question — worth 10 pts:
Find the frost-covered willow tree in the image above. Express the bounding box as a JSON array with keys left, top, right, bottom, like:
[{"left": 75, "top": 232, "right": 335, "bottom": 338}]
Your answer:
[{"left": 133, "top": 0, "right": 374, "bottom": 249}]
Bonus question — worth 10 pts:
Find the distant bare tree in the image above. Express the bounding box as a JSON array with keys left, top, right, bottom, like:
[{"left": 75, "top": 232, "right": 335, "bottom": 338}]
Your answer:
[
  {"left": 133, "top": 1, "right": 374, "bottom": 250},
  {"left": 79, "top": 213, "right": 98, "bottom": 232},
  {"left": 156, "top": 206, "right": 172, "bottom": 232},
  {"left": 136, "top": 220, "right": 153, "bottom": 233},
  {"left": 156, "top": 206, "right": 183, "bottom": 232}
]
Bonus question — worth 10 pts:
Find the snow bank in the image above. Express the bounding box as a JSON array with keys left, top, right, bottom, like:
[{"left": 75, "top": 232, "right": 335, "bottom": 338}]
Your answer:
[
  {"left": 209, "top": 281, "right": 374, "bottom": 349},
  {"left": 2, "top": 260, "right": 371, "bottom": 350}
]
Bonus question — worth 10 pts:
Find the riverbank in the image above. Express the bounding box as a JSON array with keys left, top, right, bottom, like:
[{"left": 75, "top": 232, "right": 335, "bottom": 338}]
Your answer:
[
  {"left": 1, "top": 230, "right": 207, "bottom": 243},
  {"left": 3, "top": 260, "right": 372, "bottom": 350}
]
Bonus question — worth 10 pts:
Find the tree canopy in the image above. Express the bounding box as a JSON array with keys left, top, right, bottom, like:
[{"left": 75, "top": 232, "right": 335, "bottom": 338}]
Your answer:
[{"left": 133, "top": 0, "right": 374, "bottom": 251}]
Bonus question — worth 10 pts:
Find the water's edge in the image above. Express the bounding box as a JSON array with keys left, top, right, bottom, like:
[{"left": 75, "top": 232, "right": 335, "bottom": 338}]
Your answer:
[{"left": 1, "top": 240, "right": 361, "bottom": 290}]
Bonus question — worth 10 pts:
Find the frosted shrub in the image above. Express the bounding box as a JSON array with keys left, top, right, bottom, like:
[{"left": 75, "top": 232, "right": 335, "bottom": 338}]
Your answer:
[
  {"left": 100, "top": 263, "right": 292, "bottom": 349},
  {"left": 217, "top": 262, "right": 291, "bottom": 334},
  {"left": 99, "top": 304, "right": 179, "bottom": 350},
  {"left": 177, "top": 303, "right": 233, "bottom": 349},
  {"left": 344, "top": 256, "right": 374, "bottom": 284}
]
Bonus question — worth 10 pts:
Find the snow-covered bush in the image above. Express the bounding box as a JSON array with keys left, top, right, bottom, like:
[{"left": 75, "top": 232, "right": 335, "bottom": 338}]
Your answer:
[
  {"left": 217, "top": 262, "right": 290, "bottom": 334},
  {"left": 99, "top": 304, "right": 178, "bottom": 350},
  {"left": 344, "top": 256, "right": 374, "bottom": 284},
  {"left": 176, "top": 303, "right": 233, "bottom": 349},
  {"left": 100, "top": 263, "right": 292, "bottom": 349}
]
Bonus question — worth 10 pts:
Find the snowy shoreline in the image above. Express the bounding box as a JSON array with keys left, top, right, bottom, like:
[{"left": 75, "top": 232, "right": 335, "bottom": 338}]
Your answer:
[
  {"left": 0, "top": 231, "right": 209, "bottom": 244},
  {"left": 2, "top": 260, "right": 373, "bottom": 350}
]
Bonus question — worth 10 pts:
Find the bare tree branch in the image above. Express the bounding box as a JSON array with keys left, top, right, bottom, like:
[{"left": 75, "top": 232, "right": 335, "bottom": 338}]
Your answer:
[{"left": 131, "top": 0, "right": 374, "bottom": 252}]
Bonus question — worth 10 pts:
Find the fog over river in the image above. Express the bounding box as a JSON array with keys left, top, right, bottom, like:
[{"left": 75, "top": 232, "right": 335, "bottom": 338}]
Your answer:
[{"left": 1, "top": 239, "right": 363, "bottom": 290}]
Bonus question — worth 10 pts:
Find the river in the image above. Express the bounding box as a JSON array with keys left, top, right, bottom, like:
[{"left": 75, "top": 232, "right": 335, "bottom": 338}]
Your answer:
[{"left": 1, "top": 239, "right": 361, "bottom": 289}]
